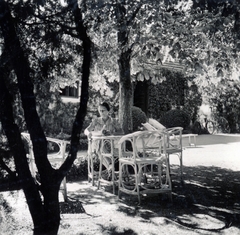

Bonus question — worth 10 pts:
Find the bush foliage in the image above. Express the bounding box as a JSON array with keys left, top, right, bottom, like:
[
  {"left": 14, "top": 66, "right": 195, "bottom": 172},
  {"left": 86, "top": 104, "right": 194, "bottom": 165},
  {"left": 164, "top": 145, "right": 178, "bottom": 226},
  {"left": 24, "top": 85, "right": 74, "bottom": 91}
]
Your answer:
[
  {"left": 132, "top": 106, "right": 147, "bottom": 131},
  {"left": 160, "top": 109, "right": 190, "bottom": 129}
]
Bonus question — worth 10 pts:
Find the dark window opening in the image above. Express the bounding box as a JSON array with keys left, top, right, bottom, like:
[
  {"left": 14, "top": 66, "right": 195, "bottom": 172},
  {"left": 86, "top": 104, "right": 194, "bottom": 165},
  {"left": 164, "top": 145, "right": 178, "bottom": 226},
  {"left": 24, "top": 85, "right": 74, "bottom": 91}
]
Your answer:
[{"left": 60, "top": 82, "right": 79, "bottom": 98}]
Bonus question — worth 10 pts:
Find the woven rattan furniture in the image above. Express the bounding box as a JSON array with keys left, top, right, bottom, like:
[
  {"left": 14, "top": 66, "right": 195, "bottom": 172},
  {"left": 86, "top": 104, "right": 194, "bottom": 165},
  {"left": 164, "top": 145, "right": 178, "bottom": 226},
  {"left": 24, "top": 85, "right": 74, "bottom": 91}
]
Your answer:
[{"left": 118, "top": 130, "right": 172, "bottom": 204}]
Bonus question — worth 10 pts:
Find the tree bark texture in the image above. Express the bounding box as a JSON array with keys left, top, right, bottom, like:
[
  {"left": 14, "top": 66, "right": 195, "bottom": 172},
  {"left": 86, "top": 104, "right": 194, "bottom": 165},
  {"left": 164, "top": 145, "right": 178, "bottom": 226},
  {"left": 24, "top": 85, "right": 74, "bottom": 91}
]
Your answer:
[
  {"left": 118, "top": 51, "right": 133, "bottom": 134},
  {"left": 116, "top": 1, "right": 133, "bottom": 134}
]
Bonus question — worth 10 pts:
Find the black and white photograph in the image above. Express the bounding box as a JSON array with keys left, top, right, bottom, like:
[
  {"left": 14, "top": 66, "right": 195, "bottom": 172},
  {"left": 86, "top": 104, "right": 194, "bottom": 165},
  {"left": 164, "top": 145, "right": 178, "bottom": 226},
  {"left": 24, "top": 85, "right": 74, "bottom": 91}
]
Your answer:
[{"left": 0, "top": 0, "right": 240, "bottom": 234}]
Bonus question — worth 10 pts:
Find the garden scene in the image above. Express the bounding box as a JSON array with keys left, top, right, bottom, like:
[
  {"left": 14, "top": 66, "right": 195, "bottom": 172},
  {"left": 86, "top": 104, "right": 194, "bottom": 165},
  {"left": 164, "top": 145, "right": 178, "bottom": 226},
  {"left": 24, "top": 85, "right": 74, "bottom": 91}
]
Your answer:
[{"left": 0, "top": 1, "right": 240, "bottom": 235}]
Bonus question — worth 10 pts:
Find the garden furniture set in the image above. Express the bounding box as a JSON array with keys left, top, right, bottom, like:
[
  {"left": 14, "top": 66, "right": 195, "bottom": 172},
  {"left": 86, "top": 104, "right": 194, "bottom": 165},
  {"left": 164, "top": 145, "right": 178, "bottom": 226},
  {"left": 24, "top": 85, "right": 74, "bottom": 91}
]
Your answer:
[
  {"left": 21, "top": 121, "right": 194, "bottom": 204},
  {"left": 87, "top": 124, "right": 184, "bottom": 204}
]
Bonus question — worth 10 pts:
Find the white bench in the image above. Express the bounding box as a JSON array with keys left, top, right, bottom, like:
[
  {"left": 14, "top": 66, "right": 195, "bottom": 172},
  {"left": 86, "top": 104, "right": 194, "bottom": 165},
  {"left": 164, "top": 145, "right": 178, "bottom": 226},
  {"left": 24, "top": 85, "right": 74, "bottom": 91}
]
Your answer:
[
  {"left": 169, "top": 133, "right": 198, "bottom": 147},
  {"left": 182, "top": 134, "right": 198, "bottom": 146},
  {"left": 21, "top": 133, "right": 70, "bottom": 201}
]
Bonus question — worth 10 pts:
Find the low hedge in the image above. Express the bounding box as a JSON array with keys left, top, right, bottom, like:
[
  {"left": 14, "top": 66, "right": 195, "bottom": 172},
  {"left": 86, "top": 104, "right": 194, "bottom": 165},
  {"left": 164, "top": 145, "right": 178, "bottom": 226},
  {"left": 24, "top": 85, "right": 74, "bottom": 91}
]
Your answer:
[
  {"left": 160, "top": 109, "right": 190, "bottom": 129},
  {"left": 132, "top": 106, "right": 147, "bottom": 131}
]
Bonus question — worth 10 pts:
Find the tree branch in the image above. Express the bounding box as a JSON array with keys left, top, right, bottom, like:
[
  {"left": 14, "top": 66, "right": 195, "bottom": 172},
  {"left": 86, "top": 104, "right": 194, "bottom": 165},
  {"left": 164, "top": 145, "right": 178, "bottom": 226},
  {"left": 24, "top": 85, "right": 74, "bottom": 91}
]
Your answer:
[
  {"left": 127, "top": 2, "right": 143, "bottom": 26},
  {"left": 59, "top": 0, "right": 91, "bottom": 175}
]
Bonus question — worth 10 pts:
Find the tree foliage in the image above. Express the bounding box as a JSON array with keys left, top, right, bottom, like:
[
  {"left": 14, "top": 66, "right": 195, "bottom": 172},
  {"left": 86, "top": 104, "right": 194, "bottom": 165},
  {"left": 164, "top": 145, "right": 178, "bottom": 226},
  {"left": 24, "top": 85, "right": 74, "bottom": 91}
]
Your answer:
[
  {"left": 132, "top": 106, "right": 147, "bottom": 131},
  {"left": 79, "top": 0, "right": 240, "bottom": 132},
  {"left": 208, "top": 79, "right": 240, "bottom": 132},
  {"left": 1, "top": 0, "right": 240, "bottom": 234}
]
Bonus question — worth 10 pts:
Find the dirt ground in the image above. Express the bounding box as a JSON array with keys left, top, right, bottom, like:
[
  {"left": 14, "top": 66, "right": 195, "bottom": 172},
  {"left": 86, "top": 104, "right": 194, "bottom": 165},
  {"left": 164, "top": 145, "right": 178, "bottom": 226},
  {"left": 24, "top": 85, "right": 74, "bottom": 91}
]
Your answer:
[{"left": 1, "top": 134, "right": 240, "bottom": 235}]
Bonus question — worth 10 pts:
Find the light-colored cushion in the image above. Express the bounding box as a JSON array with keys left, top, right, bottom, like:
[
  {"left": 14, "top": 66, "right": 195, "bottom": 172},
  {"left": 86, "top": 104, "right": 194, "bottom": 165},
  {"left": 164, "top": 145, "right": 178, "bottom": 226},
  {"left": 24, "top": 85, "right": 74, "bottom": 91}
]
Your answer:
[
  {"left": 141, "top": 122, "right": 157, "bottom": 131},
  {"left": 148, "top": 118, "right": 166, "bottom": 130}
]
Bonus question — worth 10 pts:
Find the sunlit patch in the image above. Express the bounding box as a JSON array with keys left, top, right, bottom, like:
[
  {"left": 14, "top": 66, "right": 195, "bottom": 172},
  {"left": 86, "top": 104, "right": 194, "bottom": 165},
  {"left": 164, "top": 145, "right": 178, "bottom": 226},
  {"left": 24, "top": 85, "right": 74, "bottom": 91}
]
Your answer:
[
  {"left": 195, "top": 204, "right": 235, "bottom": 214},
  {"left": 176, "top": 213, "right": 225, "bottom": 230},
  {"left": 59, "top": 0, "right": 68, "bottom": 7}
]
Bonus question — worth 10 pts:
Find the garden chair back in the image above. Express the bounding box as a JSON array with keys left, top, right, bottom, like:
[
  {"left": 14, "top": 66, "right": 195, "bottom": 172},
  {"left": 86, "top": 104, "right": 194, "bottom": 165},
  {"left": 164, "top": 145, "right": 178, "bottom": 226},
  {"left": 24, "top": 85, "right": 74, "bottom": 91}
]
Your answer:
[{"left": 118, "top": 130, "right": 172, "bottom": 204}]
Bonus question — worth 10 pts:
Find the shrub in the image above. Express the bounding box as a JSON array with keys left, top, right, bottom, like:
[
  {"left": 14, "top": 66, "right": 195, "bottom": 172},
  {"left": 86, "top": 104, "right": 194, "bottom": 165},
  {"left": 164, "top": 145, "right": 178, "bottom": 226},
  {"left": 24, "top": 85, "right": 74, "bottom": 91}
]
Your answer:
[
  {"left": 132, "top": 106, "right": 147, "bottom": 131},
  {"left": 191, "top": 121, "right": 202, "bottom": 134},
  {"left": 160, "top": 109, "right": 190, "bottom": 129},
  {"left": 182, "top": 83, "right": 202, "bottom": 124}
]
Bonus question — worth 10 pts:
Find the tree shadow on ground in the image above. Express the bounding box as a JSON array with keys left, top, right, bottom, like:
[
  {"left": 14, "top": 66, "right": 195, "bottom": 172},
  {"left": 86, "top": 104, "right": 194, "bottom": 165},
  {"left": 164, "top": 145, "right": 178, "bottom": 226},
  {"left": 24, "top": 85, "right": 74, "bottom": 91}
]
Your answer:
[
  {"left": 64, "top": 164, "right": 240, "bottom": 234},
  {"left": 60, "top": 197, "right": 86, "bottom": 214},
  {"left": 96, "top": 224, "right": 138, "bottom": 235},
  {"left": 117, "top": 165, "right": 240, "bottom": 233}
]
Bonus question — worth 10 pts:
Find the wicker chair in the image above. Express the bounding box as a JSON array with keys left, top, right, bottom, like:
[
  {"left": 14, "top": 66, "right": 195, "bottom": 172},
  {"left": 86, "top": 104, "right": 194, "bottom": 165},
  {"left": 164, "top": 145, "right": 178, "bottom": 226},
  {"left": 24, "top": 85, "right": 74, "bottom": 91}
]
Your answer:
[{"left": 118, "top": 130, "right": 172, "bottom": 204}]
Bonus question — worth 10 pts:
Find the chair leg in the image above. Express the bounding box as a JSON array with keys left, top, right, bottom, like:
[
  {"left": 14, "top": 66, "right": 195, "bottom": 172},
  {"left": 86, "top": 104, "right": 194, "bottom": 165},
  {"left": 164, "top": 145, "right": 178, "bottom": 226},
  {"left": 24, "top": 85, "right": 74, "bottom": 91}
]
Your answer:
[
  {"left": 166, "top": 160, "right": 173, "bottom": 199},
  {"left": 98, "top": 155, "right": 103, "bottom": 189},
  {"left": 88, "top": 153, "right": 96, "bottom": 185},
  {"left": 118, "top": 162, "right": 145, "bottom": 204},
  {"left": 90, "top": 153, "right": 95, "bottom": 186},
  {"left": 136, "top": 164, "right": 141, "bottom": 205},
  {"left": 118, "top": 163, "right": 122, "bottom": 199},
  {"left": 111, "top": 156, "right": 115, "bottom": 194},
  {"left": 87, "top": 154, "right": 91, "bottom": 183},
  {"left": 179, "top": 151, "right": 183, "bottom": 182}
]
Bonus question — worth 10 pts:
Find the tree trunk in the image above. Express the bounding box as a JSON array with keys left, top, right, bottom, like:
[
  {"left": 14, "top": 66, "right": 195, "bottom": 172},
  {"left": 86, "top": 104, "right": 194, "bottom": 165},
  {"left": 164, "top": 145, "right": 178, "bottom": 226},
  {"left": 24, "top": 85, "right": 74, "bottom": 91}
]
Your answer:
[
  {"left": 0, "top": 70, "right": 46, "bottom": 233},
  {"left": 116, "top": 2, "right": 133, "bottom": 134},
  {"left": 0, "top": 3, "right": 62, "bottom": 234},
  {"left": 1, "top": 1, "right": 91, "bottom": 234},
  {"left": 40, "top": 179, "right": 61, "bottom": 234},
  {"left": 60, "top": 0, "right": 91, "bottom": 177},
  {"left": 118, "top": 50, "right": 133, "bottom": 134}
]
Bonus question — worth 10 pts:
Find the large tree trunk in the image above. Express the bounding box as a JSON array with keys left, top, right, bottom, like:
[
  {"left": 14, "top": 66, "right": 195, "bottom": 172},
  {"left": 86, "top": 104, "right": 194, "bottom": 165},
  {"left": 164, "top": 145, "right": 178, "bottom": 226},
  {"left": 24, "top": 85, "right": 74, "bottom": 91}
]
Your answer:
[
  {"left": 0, "top": 1, "right": 91, "bottom": 234},
  {"left": 118, "top": 50, "right": 133, "bottom": 133},
  {"left": 0, "top": 67, "right": 49, "bottom": 233},
  {"left": 116, "top": 2, "right": 133, "bottom": 134},
  {"left": 0, "top": 3, "right": 51, "bottom": 234}
]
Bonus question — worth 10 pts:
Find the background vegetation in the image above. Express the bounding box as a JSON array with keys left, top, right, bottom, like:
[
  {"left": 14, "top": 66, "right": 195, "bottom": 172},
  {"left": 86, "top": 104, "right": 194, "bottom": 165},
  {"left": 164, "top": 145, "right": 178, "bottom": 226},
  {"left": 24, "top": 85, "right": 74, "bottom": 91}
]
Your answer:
[{"left": 1, "top": 0, "right": 240, "bottom": 233}]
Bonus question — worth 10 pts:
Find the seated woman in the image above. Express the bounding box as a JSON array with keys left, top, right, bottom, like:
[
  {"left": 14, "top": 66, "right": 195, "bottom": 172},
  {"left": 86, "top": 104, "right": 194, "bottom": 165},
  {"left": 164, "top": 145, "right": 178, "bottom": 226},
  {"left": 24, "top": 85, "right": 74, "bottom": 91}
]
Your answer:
[
  {"left": 84, "top": 102, "right": 123, "bottom": 179},
  {"left": 84, "top": 102, "right": 123, "bottom": 138}
]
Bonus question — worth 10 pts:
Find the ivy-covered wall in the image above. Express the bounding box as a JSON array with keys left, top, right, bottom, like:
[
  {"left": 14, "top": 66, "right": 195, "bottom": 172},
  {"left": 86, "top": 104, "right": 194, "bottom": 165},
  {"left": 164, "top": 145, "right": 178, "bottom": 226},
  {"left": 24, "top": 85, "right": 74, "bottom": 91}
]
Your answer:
[{"left": 137, "top": 69, "right": 202, "bottom": 124}]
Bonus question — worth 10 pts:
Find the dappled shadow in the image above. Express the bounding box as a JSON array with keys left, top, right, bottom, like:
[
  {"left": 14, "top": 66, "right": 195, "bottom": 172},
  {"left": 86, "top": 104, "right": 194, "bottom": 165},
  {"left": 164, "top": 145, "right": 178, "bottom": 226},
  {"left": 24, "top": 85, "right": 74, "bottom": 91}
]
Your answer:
[
  {"left": 96, "top": 224, "right": 138, "bottom": 235},
  {"left": 64, "top": 162, "right": 240, "bottom": 233},
  {"left": 60, "top": 197, "right": 85, "bottom": 214},
  {"left": 67, "top": 181, "right": 120, "bottom": 206},
  {"left": 115, "top": 165, "right": 240, "bottom": 233}
]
